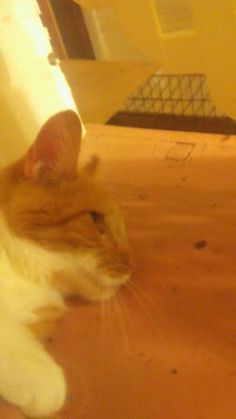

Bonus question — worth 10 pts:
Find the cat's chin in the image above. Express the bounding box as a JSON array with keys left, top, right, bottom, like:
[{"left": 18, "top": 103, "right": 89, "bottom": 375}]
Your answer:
[
  {"left": 52, "top": 271, "right": 124, "bottom": 303},
  {"left": 66, "top": 284, "right": 120, "bottom": 303},
  {"left": 76, "top": 273, "right": 130, "bottom": 302},
  {"left": 84, "top": 285, "right": 119, "bottom": 302}
]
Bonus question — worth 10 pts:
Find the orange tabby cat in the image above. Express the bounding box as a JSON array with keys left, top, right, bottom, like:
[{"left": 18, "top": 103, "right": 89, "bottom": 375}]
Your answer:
[{"left": 0, "top": 110, "right": 131, "bottom": 417}]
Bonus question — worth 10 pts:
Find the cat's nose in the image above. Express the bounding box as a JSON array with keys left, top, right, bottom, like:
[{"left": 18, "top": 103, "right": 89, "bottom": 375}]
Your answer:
[{"left": 101, "top": 248, "right": 134, "bottom": 282}]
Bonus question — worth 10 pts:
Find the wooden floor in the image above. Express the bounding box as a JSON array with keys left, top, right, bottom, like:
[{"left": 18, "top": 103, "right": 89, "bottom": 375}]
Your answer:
[{"left": 1, "top": 125, "right": 236, "bottom": 419}]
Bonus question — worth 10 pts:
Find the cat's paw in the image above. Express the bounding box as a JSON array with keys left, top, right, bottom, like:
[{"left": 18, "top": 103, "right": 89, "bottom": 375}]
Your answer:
[
  {"left": 21, "top": 362, "right": 66, "bottom": 418},
  {"left": 0, "top": 321, "right": 66, "bottom": 419}
]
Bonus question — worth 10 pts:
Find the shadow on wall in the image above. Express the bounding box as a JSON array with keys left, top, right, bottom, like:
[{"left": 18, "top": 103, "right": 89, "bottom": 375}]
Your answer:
[{"left": 0, "top": 51, "right": 37, "bottom": 167}]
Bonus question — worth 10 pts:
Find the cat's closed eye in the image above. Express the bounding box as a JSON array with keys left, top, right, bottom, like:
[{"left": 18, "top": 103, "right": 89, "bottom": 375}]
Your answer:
[{"left": 90, "top": 211, "right": 106, "bottom": 234}]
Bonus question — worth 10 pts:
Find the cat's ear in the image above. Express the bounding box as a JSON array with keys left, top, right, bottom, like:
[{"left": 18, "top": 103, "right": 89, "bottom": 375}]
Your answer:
[{"left": 24, "top": 110, "right": 82, "bottom": 182}]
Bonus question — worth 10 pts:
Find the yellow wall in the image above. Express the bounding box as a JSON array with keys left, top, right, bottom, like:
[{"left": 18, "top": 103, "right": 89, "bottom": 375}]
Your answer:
[
  {"left": 76, "top": 0, "right": 236, "bottom": 120},
  {"left": 0, "top": 0, "right": 77, "bottom": 166}
]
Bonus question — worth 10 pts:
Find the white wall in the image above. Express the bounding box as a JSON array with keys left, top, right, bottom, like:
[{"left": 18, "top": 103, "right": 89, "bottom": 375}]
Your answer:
[{"left": 0, "top": 0, "right": 77, "bottom": 166}]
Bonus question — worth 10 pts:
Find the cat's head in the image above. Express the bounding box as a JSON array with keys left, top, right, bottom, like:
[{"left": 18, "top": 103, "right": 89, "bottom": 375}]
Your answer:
[{"left": 0, "top": 110, "right": 132, "bottom": 301}]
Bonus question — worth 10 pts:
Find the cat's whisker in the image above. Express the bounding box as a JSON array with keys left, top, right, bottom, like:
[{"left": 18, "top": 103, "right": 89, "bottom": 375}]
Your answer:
[
  {"left": 107, "top": 299, "right": 119, "bottom": 351},
  {"left": 98, "top": 299, "right": 115, "bottom": 368},
  {"left": 117, "top": 291, "right": 135, "bottom": 331},
  {"left": 128, "top": 280, "right": 170, "bottom": 328},
  {"left": 100, "top": 303, "right": 109, "bottom": 359},
  {"left": 126, "top": 283, "right": 156, "bottom": 327},
  {"left": 129, "top": 278, "right": 156, "bottom": 307},
  {"left": 101, "top": 294, "right": 115, "bottom": 344},
  {"left": 116, "top": 292, "right": 132, "bottom": 331},
  {"left": 107, "top": 299, "right": 113, "bottom": 329},
  {"left": 113, "top": 293, "right": 132, "bottom": 355},
  {"left": 104, "top": 299, "right": 113, "bottom": 330},
  {"left": 98, "top": 299, "right": 106, "bottom": 351},
  {"left": 108, "top": 292, "right": 133, "bottom": 355}
]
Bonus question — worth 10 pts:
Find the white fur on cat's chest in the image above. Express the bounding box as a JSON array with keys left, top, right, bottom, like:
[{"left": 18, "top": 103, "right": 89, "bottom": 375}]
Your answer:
[
  {"left": 0, "top": 215, "right": 64, "bottom": 324},
  {"left": 0, "top": 211, "right": 102, "bottom": 323}
]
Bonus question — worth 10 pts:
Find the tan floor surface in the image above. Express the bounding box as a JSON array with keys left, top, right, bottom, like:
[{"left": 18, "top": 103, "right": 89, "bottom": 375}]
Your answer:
[{"left": 0, "top": 125, "right": 235, "bottom": 419}]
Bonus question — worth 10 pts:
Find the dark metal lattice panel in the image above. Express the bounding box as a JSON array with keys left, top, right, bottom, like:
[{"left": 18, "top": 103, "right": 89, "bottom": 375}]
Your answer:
[{"left": 122, "top": 73, "right": 222, "bottom": 118}]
